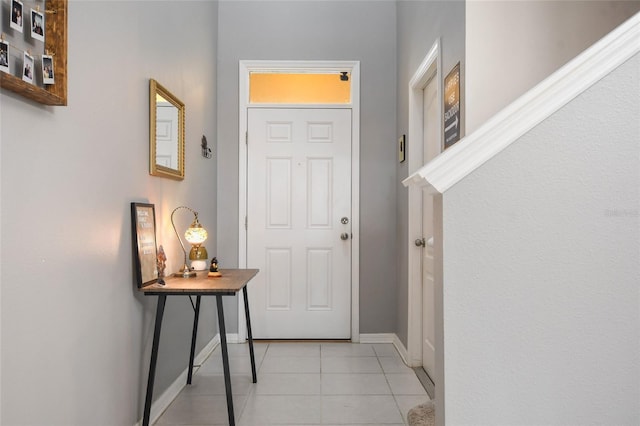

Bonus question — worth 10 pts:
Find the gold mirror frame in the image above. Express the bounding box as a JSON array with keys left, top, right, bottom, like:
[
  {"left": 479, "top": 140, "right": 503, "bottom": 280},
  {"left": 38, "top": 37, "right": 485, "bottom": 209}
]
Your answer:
[{"left": 149, "top": 79, "right": 185, "bottom": 180}]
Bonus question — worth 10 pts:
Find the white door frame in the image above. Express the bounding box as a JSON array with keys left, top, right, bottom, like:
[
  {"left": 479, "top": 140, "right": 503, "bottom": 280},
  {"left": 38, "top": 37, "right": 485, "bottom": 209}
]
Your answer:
[
  {"left": 237, "top": 60, "right": 361, "bottom": 342},
  {"left": 407, "top": 40, "right": 442, "bottom": 367}
]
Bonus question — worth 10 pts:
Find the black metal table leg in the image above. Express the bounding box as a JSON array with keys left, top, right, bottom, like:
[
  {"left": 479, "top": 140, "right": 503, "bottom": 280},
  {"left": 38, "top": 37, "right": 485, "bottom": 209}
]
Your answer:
[
  {"left": 142, "top": 295, "right": 167, "bottom": 426},
  {"left": 187, "top": 295, "right": 202, "bottom": 385},
  {"left": 216, "top": 295, "right": 235, "bottom": 426},
  {"left": 242, "top": 286, "right": 257, "bottom": 383}
]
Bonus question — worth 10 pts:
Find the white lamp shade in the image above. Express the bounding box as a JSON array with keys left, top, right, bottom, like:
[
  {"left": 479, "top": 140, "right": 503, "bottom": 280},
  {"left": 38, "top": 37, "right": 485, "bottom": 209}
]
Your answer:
[{"left": 185, "top": 226, "right": 207, "bottom": 245}]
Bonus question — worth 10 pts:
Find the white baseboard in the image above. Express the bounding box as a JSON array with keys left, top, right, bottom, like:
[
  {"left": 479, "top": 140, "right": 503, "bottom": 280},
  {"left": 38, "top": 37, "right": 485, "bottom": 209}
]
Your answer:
[
  {"left": 135, "top": 334, "right": 233, "bottom": 426},
  {"left": 359, "top": 333, "right": 410, "bottom": 367},
  {"left": 224, "top": 333, "right": 240, "bottom": 344},
  {"left": 392, "top": 334, "right": 410, "bottom": 366},
  {"left": 359, "top": 332, "right": 395, "bottom": 344}
]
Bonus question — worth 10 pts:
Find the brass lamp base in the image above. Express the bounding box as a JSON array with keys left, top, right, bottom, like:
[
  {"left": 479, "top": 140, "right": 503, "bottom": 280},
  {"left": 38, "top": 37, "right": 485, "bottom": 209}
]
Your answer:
[{"left": 174, "top": 265, "right": 196, "bottom": 278}]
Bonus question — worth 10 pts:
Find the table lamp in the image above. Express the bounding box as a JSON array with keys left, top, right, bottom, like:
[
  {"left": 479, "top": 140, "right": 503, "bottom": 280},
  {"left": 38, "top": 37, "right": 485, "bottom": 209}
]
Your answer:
[
  {"left": 171, "top": 206, "right": 208, "bottom": 277},
  {"left": 185, "top": 221, "right": 208, "bottom": 271}
]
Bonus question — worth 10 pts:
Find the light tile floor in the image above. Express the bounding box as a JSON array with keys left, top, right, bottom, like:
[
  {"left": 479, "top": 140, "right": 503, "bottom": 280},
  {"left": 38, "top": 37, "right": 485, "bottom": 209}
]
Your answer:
[{"left": 155, "top": 342, "right": 430, "bottom": 425}]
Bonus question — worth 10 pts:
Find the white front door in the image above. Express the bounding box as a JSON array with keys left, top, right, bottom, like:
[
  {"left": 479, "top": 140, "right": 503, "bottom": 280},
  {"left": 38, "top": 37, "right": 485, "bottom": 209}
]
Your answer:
[
  {"left": 421, "top": 76, "right": 439, "bottom": 379},
  {"left": 247, "top": 108, "right": 352, "bottom": 339}
]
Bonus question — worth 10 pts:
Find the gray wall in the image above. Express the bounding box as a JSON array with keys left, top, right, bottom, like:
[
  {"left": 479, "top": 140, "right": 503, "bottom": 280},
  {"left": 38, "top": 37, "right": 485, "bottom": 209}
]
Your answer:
[
  {"left": 442, "top": 53, "right": 639, "bottom": 424},
  {"left": 0, "top": 1, "right": 218, "bottom": 424},
  {"left": 216, "top": 1, "right": 398, "bottom": 334},
  {"left": 395, "top": 1, "right": 465, "bottom": 346}
]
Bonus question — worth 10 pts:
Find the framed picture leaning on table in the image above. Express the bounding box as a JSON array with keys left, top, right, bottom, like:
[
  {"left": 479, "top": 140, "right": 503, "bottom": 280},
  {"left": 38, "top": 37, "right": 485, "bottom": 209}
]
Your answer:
[{"left": 131, "top": 202, "right": 158, "bottom": 287}]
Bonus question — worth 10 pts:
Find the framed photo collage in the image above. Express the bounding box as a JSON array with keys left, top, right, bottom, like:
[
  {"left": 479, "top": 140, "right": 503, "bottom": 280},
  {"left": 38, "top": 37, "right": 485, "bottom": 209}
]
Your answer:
[{"left": 2, "top": 0, "right": 55, "bottom": 86}]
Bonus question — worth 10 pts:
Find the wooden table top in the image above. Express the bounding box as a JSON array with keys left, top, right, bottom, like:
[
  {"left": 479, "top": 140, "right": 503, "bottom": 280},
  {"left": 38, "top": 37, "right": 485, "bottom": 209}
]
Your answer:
[{"left": 140, "top": 269, "right": 259, "bottom": 295}]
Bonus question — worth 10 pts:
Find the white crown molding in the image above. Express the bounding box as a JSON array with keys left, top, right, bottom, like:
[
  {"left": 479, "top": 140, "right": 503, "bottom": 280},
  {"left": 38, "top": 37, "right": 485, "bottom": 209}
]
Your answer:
[{"left": 403, "top": 13, "right": 640, "bottom": 194}]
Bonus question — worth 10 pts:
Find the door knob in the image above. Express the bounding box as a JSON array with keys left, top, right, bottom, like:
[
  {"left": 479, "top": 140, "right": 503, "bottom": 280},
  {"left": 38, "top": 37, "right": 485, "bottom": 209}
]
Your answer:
[
  {"left": 340, "top": 217, "right": 349, "bottom": 225},
  {"left": 341, "top": 233, "right": 350, "bottom": 240},
  {"left": 415, "top": 238, "right": 425, "bottom": 247}
]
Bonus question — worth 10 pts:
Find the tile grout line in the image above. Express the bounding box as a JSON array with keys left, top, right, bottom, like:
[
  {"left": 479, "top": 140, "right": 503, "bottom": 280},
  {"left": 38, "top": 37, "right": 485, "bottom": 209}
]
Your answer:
[
  {"left": 376, "top": 349, "right": 411, "bottom": 426},
  {"left": 319, "top": 343, "right": 323, "bottom": 425},
  {"left": 241, "top": 342, "right": 271, "bottom": 425}
]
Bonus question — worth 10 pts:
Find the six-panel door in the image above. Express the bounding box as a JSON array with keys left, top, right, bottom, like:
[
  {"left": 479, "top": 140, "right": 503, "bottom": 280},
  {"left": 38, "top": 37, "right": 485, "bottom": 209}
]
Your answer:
[{"left": 247, "top": 108, "right": 352, "bottom": 339}]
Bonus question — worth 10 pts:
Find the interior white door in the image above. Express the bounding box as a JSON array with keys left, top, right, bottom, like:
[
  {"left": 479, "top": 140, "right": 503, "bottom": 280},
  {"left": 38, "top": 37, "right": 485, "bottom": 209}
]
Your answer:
[
  {"left": 421, "top": 76, "right": 439, "bottom": 379},
  {"left": 247, "top": 108, "right": 352, "bottom": 339}
]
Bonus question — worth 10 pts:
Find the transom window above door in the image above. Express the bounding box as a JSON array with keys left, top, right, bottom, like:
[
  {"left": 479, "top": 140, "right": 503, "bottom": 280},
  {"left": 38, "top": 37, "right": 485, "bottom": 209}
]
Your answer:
[{"left": 249, "top": 72, "right": 351, "bottom": 104}]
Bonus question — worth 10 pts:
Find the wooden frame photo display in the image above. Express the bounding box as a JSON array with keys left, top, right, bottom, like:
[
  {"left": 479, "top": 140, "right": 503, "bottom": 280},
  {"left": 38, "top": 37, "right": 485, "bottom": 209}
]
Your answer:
[
  {"left": 0, "top": 0, "right": 67, "bottom": 105},
  {"left": 131, "top": 202, "right": 159, "bottom": 288}
]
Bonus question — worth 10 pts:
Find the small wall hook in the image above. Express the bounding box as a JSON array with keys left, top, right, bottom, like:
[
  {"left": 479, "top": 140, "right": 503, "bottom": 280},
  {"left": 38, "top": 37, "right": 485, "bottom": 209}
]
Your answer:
[{"left": 201, "top": 135, "right": 212, "bottom": 159}]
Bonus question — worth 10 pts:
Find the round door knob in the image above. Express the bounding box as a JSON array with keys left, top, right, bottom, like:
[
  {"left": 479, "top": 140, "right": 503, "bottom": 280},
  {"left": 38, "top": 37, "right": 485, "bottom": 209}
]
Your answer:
[
  {"left": 341, "top": 233, "right": 350, "bottom": 240},
  {"left": 415, "top": 238, "right": 425, "bottom": 247}
]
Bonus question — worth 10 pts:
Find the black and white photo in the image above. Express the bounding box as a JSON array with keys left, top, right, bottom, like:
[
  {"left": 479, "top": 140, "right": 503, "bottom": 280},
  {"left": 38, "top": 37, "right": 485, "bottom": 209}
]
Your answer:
[
  {"left": 10, "top": 0, "right": 24, "bottom": 33},
  {"left": 42, "top": 54, "right": 54, "bottom": 84},
  {"left": 0, "top": 41, "right": 9, "bottom": 74},
  {"left": 22, "top": 51, "right": 34, "bottom": 84},
  {"left": 31, "top": 8, "right": 45, "bottom": 42}
]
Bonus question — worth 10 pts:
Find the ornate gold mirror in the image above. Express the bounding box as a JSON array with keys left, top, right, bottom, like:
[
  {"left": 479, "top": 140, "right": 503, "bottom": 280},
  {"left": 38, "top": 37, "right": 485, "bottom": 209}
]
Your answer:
[{"left": 149, "top": 79, "right": 185, "bottom": 180}]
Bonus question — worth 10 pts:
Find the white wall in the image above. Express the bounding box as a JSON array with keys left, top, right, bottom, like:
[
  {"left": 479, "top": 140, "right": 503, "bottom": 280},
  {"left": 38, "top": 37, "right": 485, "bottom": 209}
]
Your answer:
[
  {"left": 466, "top": 1, "right": 640, "bottom": 133},
  {"left": 442, "top": 53, "right": 639, "bottom": 424},
  {"left": 0, "top": 1, "right": 218, "bottom": 424},
  {"left": 216, "top": 0, "right": 398, "bottom": 334}
]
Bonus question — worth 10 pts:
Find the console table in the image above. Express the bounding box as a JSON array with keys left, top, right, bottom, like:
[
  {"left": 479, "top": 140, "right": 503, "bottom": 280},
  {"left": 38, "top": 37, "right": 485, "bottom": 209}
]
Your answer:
[{"left": 139, "top": 268, "right": 259, "bottom": 426}]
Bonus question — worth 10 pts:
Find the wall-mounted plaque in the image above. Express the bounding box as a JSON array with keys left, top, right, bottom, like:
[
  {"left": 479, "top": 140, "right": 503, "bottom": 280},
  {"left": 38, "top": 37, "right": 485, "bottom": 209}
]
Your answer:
[{"left": 444, "top": 62, "right": 461, "bottom": 149}]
